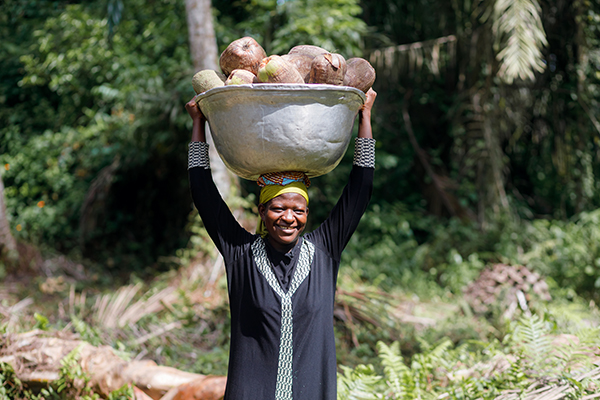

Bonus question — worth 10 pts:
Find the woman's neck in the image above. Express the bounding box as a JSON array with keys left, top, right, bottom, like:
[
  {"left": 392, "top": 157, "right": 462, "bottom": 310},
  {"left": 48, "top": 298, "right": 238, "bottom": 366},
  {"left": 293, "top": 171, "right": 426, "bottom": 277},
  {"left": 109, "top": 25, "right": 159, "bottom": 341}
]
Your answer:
[{"left": 266, "top": 236, "right": 299, "bottom": 254}]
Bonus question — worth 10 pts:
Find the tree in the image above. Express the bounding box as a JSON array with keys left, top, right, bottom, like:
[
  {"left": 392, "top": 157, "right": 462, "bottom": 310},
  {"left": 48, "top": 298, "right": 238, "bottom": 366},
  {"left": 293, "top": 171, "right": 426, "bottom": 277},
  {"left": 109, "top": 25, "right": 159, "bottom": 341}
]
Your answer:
[
  {"left": 0, "top": 172, "right": 18, "bottom": 268},
  {"left": 186, "top": 0, "right": 239, "bottom": 200}
]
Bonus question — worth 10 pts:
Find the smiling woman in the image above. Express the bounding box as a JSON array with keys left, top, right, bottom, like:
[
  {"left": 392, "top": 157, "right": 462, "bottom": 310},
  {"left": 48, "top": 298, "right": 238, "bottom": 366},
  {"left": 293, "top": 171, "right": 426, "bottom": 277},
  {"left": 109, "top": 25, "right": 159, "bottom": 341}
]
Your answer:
[
  {"left": 185, "top": 88, "right": 376, "bottom": 400},
  {"left": 258, "top": 191, "right": 309, "bottom": 252}
]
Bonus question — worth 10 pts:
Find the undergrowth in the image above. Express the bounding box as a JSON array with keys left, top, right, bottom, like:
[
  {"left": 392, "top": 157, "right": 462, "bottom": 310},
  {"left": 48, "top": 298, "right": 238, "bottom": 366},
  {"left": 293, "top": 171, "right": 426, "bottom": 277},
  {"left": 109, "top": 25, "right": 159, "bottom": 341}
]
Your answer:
[{"left": 338, "top": 315, "right": 600, "bottom": 399}]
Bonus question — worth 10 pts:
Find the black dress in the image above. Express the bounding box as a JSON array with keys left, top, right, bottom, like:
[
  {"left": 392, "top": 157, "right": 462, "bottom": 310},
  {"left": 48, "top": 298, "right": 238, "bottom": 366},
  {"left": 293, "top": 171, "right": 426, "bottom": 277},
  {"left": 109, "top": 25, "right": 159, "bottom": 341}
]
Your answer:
[{"left": 189, "top": 165, "right": 373, "bottom": 400}]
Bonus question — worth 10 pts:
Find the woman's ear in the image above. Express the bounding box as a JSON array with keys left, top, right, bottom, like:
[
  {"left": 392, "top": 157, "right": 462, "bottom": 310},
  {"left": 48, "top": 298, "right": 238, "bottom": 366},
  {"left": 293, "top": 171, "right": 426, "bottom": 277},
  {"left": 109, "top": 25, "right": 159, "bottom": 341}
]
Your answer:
[{"left": 258, "top": 203, "right": 266, "bottom": 219}]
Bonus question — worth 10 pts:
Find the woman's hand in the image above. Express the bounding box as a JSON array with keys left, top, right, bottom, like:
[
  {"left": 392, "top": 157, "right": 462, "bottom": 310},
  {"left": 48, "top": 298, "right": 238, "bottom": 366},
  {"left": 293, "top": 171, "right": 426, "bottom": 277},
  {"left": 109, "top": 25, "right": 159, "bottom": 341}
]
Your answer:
[
  {"left": 186, "top": 97, "right": 207, "bottom": 142},
  {"left": 360, "top": 88, "right": 377, "bottom": 116},
  {"left": 186, "top": 97, "right": 206, "bottom": 123},
  {"left": 357, "top": 88, "right": 376, "bottom": 139}
]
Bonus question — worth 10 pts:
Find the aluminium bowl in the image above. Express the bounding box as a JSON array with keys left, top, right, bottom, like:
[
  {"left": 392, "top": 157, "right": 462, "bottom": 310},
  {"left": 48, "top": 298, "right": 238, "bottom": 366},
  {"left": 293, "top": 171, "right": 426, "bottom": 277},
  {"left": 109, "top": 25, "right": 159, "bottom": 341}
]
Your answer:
[{"left": 195, "top": 83, "right": 365, "bottom": 181}]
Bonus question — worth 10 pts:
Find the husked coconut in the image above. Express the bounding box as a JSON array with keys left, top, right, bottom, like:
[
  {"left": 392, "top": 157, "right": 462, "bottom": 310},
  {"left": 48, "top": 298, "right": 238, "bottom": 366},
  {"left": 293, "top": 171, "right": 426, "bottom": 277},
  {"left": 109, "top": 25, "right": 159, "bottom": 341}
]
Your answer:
[
  {"left": 281, "top": 53, "right": 313, "bottom": 82},
  {"left": 343, "top": 58, "right": 376, "bottom": 93},
  {"left": 220, "top": 37, "right": 267, "bottom": 77},
  {"left": 225, "top": 69, "right": 259, "bottom": 85},
  {"left": 308, "top": 53, "right": 347, "bottom": 85},
  {"left": 192, "top": 69, "right": 226, "bottom": 94},
  {"left": 288, "top": 44, "right": 329, "bottom": 58},
  {"left": 257, "top": 55, "right": 305, "bottom": 84}
]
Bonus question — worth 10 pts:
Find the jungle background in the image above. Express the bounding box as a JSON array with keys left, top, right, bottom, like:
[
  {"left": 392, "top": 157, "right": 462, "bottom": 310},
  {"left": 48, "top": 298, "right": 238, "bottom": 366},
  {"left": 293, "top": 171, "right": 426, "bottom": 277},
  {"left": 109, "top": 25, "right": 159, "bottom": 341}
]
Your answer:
[{"left": 2, "top": 0, "right": 600, "bottom": 398}]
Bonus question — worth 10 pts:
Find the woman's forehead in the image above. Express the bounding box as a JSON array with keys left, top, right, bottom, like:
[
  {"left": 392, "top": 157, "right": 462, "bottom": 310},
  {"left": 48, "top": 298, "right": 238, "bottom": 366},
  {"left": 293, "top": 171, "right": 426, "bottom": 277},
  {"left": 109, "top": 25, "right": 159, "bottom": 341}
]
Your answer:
[{"left": 269, "top": 192, "right": 308, "bottom": 206}]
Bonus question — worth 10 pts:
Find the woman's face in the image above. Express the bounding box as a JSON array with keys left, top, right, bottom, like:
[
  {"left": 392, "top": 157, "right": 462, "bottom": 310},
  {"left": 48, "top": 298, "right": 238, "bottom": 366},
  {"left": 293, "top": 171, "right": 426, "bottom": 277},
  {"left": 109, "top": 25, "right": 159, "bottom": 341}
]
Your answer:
[{"left": 258, "top": 192, "right": 309, "bottom": 252}]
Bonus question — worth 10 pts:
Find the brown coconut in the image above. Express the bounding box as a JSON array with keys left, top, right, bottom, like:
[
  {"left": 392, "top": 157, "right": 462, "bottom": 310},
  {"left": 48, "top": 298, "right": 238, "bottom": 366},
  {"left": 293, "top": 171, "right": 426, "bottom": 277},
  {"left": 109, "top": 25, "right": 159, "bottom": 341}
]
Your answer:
[
  {"left": 288, "top": 44, "right": 329, "bottom": 58},
  {"left": 191, "top": 69, "right": 226, "bottom": 94},
  {"left": 219, "top": 37, "right": 267, "bottom": 77},
  {"left": 225, "top": 69, "right": 259, "bottom": 85},
  {"left": 281, "top": 53, "right": 313, "bottom": 82},
  {"left": 343, "top": 57, "right": 376, "bottom": 93},
  {"left": 308, "top": 53, "right": 347, "bottom": 85},
  {"left": 257, "top": 55, "right": 305, "bottom": 84}
]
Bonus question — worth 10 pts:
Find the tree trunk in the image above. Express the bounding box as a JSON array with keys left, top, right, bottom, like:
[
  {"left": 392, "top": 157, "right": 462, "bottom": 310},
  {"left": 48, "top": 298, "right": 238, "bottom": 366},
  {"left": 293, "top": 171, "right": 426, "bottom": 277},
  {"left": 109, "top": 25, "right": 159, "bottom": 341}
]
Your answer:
[
  {"left": 0, "top": 172, "right": 18, "bottom": 266},
  {"left": 185, "top": 0, "right": 239, "bottom": 200},
  {"left": 0, "top": 330, "right": 226, "bottom": 400}
]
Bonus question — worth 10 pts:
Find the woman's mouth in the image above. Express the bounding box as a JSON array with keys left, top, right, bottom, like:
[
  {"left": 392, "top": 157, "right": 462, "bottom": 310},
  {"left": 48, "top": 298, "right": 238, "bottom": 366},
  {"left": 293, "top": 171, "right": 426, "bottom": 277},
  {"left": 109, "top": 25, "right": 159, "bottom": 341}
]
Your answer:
[{"left": 276, "top": 224, "right": 297, "bottom": 233}]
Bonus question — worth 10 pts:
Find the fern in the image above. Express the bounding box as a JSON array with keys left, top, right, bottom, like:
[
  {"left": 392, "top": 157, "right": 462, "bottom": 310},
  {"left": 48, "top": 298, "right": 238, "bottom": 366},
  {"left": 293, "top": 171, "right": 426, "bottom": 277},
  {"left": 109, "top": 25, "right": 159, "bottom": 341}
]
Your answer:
[
  {"left": 411, "top": 337, "right": 454, "bottom": 392},
  {"left": 340, "top": 312, "right": 600, "bottom": 399},
  {"left": 376, "top": 341, "right": 411, "bottom": 398},
  {"left": 337, "top": 364, "right": 382, "bottom": 400},
  {"left": 510, "top": 314, "right": 552, "bottom": 375}
]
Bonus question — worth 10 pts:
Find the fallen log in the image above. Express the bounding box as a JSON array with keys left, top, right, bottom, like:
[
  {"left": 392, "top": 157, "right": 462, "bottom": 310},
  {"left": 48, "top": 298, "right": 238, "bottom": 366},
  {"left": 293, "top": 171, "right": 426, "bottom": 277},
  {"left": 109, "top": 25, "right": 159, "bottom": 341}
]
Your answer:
[
  {"left": 0, "top": 330, "right": 226, "bottom": 399},
  {"left": 160, "top": 376, "right": 228, "bottom": 400}
]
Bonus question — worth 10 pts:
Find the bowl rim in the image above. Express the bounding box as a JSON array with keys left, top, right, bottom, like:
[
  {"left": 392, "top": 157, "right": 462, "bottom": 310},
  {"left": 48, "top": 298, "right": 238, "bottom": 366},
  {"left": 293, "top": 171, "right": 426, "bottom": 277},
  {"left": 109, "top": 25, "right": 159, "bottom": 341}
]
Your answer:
[{"left": 194, "top": 83, "right": 366, "bottom": 104}]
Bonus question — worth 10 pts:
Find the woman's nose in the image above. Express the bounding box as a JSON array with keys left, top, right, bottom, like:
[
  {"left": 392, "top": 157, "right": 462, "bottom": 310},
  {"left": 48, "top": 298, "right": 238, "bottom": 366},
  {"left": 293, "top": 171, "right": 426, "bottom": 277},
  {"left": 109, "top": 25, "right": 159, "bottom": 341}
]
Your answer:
[{"left": 281, "top": 209, "right": 294, "bottom": 221}]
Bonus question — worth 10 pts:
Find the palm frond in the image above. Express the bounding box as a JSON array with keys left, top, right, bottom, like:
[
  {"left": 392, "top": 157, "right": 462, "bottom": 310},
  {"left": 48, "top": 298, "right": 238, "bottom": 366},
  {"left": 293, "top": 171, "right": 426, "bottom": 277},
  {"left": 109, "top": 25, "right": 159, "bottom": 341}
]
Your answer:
[
  {"left": 92, "top": 284, "right": 178, "bottom": 329},
  {"left": 491, "top": 0, "right": 548, "bottom": 83},
  {"left": 368, "top": 35, "right": 457, "bottom": 82}
]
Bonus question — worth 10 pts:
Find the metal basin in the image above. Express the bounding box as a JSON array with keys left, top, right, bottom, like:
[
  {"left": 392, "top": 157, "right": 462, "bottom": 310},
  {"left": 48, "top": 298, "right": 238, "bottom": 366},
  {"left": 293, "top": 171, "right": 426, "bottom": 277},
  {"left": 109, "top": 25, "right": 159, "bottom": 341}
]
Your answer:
[{"left": 195, "top": 83, "right": 365, "bottom": 181}]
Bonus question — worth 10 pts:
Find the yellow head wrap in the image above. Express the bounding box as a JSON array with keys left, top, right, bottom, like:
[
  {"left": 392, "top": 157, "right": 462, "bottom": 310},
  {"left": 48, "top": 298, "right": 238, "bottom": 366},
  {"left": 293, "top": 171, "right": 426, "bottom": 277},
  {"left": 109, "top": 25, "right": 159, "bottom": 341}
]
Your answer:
[{"left": 256, "top": 173, "right": 310, "bottom": 238}]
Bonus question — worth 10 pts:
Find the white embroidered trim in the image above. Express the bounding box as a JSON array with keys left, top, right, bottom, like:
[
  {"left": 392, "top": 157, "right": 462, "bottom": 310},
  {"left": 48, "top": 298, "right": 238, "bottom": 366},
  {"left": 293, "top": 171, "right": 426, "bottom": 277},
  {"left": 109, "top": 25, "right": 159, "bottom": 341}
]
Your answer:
[
  {"left": 251, "top": 237, "right": 314, "bottom": 400},
  {"left": 188, "top": 141, "right": 210, "bottom": 170},
  {"left": 353, "top": 137, "right": 376, "bottom": 168}
]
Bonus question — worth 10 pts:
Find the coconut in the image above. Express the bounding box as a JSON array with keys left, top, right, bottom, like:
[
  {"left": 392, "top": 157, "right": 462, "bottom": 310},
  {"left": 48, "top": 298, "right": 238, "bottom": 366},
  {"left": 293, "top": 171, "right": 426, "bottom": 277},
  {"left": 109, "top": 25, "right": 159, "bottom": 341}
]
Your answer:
[
  {"left": 343, "top": 58, "right": 376, "bottom": 93},
  {"left": 225, "top": 69, "right": 259, "bottom": 85},
  {"left": 281, "top": 53, "right": 313, "bottom": 83},
  {"left": 257, "top": 55, "right": 305, "bottom": 84},
  {"left": 191, "top": 69, "right": 226, "bottom": 94},
  {"left": 288, "top": 44, "right": 329, "bottom": 58},
  {"left": 219, "top": 37, "right": 267, "bottom": 77},
  {"left": 308, "top": 53, "right": 347, "bottom": 85}
]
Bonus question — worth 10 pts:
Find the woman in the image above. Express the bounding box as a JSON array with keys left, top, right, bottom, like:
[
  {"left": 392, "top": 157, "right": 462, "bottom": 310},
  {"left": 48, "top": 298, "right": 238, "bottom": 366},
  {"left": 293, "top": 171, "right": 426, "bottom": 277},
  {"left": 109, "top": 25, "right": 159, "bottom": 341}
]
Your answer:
[{"left": 186, "top": 88, "right": 377, "bottom": 400}]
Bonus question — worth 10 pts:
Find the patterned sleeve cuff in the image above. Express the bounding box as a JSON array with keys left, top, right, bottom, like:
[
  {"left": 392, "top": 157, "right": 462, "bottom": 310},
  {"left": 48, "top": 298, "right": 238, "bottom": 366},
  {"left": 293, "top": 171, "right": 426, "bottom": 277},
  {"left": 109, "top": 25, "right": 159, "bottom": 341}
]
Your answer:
[
  {"left": 353, "top": 137, "right": 376, "bottom": 168},
  {"left": 188, "top": 141, "right": 211, "bottom": 170}
]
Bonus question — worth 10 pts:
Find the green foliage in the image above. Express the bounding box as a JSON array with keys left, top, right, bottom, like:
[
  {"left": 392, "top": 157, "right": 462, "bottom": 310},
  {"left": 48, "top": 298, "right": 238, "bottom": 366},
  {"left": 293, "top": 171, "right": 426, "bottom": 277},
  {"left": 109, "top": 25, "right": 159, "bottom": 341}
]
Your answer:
[
  {"left": 337, "top": 364, "right": 382, "bottom": 400},
  {"left": 107, "top": 384, "right": 135, "bottom": 400},
  {"left": 50, "top": 345, "right": 100, "bottom": 399},
  {"left": 33, "top": 312, "right": 50, "bottom": 331},
  {"left": 0, "top": 362, "right": 25, "bottom": 399},
  {"left": 377, "top": 341, "right": 410, "bottom": 396},
  {"left": 498, "top": 209, "right": 600, "bottom": 301},
  {"left": 70, "top": 315, "right": 105, "bottom": 347},
  {"left": 214, "top": 0, "right": 367, "bottom": 57},
  {"left": 344, "top": 202, "right": 600, "bottom": 304},
  {"left": 270, "top": 0, "right": 367, "bottom": 56},
  {"left": 508, "top": 314, "right": 552, "bottom": 374},
  {"left": 1, "top": 0, "right": 194, "bottom": 269},
  {"left": 338, "top": 314, "right": 600, "bottom": 399}
]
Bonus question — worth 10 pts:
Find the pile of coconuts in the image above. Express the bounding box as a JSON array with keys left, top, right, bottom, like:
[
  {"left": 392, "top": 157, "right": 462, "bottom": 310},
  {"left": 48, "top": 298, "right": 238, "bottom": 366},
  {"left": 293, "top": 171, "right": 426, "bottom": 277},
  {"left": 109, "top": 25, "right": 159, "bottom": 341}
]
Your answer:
[{"left": 192, "top": 37, "right": 376, "bottom": 95}]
